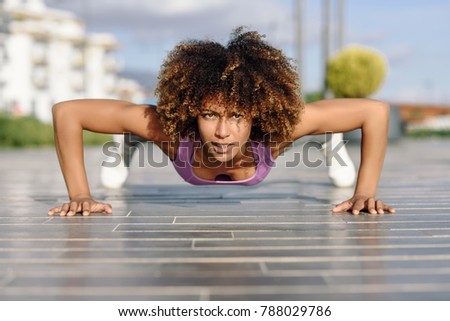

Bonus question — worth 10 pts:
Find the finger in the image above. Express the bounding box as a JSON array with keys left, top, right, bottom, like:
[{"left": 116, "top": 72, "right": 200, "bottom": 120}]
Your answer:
[
  {"left": 60, "top": 203, "right": 70, "bottom": 216},
  {"left": 367, "top": 198, "right": 377, "bottom": 214},
  {"left": 94, "top": 202, "right": 113, "bottom": 214},
  {"left": 332, "top": 200, "right": 353, "bottom": 213},
  {"left": 82, "top": 201, "right": 91, "bottom": 216},
  {"left": 104, "top": 203, "right": 113, "bottom": 214},
  {"left": 384, "top": 204, "right": 396, "bottom": 214},
  {"left": 376, "top": 200, "right": 385, "bottom": 214},
  {"left": 67, "top": 201, "right": 79, "bottom": 216},
  {"left": 352, "top": 199, "right": 366, "bottom": 215},
  {"left": 48, "top": 206, "right": 61, "bottom": 216}
]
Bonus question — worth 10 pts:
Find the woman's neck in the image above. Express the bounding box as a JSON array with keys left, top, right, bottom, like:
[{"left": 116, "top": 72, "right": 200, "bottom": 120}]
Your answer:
[{"left": 197, "top": 141, "right": 254, "bottom": 170}]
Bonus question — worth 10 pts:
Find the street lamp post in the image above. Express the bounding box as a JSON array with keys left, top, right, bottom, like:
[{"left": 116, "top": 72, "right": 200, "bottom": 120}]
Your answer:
[
  {"left": 337, "top": 0, "right": 345, "bottom": 51},
  {"left": 322, "top": 0, "right": 331, "bottom": 98},
  {"left": 295, "top": 0, "right": 303, "bottom": 82}
]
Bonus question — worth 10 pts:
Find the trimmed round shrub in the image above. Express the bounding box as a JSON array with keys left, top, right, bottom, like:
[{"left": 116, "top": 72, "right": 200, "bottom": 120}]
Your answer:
[{"left": 326, "top": 45, "right": 387, "bottom": 98}]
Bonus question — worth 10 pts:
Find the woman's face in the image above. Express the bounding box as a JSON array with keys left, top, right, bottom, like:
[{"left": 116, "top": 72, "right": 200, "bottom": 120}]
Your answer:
[{"left": 197, "top": 99, "right": 252, "bottom": 164}]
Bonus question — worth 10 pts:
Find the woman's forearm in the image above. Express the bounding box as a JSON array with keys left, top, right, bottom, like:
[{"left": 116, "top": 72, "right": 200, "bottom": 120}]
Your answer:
[
  {"left": 354, "top": 102, "right": 390, "bottom": 197},
  {"left": 52, "top": 102, "right": 91, "bottom": 199}
]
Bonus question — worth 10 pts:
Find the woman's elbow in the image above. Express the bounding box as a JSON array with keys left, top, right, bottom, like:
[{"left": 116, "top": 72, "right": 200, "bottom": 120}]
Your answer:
[
  {"left": 52, "top": 101, "right": 74, "bottom": 120},
  {"left": 52, "top": 101, "right": 78, "bottom": 127},
  {"left": 365, "top": 100, "right": 390, "bottom": 132},
  {"left": 369, "top": 100, "right": 390, "bottom": 121},
  {"left": 379, "top": 102, "right": 390, "bottom": 124},
  {"left": 377, "top": 100, "right": 390, "bottom": 114}
]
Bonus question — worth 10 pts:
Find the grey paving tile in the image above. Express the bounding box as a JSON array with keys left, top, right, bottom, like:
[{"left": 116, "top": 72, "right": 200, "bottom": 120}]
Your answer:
[
  {"left": 209, "top": 293, "right": 366, "bottom": 300},
  {"left": 233, "top": 229, "right": 431, "bottom": 239},
  {"left": 0, "top": 293, "right": 201, "bottom": 301},
  {"left": 210, "top": 291, "right": 450, "bottom": 301},
  {"left": 114, "top": 223, "right": 348, "bottom": 233},
  {"left": 208, "top": 283, "right": 450, "bottom": 299},
  {"left": 341, "top": 213, "right": 450, "bottom": 220},
  {"left": 175, "top": 215, "right": 345, "bottom": 224},
  {"left": 52, "top": 248, "right": 401, "bottom": 260},
  {"left": 44, "top": 216, "right": 175, "bottom": 224},
  {"left": 0, "top": 240, "right": 193, "bottom": 250},
  {"left": 8, "top": 275, "right": 326, "bottom": 288},
  {"left": 128, "top": 208, "right": 334, "bottom": 217},
  {"left": 114, "top": 231, "right": 234, "bottom": 239},
  {"left": 394, "top": 210, "right": 450, "bottom": 215},
  {"left": 0, "top": 287, "right": 204, "bottom": 300},
  {"left": 422, "top": 230, "right": 450, "bottom": 237},
  {"left": 0, "top": 251, "right": 62, "bottom": 260},
  {"left": 0, "top": 262, "right": 263, "bottom": 278},
  {"left": 0, "top": 224, "right": 117, "bottom": 231},
  {"left": 0, "top": 218, "right": 51, "bottom": 224},
  {"left": 24, "top": 247, "right": 445, "bottom": 267},
  {"left": 193, "top": 237, "right": 450, "bottom": 248},
  {"left": 265, "top": 259, "right": 450, "bottom": 271},
  {"left": 325, "top": 274, "right": 450, "bottom": 286}
]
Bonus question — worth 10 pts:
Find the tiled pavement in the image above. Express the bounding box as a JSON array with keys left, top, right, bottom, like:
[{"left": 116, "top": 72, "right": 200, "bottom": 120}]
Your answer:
[{"left": 1, "top": 138, "right": 450, "bottom": 300}]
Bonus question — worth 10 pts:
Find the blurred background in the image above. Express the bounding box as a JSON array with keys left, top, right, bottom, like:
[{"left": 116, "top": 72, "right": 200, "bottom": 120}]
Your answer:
[{"left": 0, "top": 0, "right": 449, "bottom": 146}]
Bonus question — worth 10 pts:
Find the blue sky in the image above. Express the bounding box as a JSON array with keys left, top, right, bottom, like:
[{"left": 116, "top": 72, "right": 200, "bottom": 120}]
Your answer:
[{"left": 45, "top": 0, "right": 450, "bottom": 105}]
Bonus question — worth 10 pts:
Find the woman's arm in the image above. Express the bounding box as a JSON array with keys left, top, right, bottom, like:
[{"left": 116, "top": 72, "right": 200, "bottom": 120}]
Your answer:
[
  {"left": 48, "top": 99, "right": 169, "bottom": 216},
  {"left": 291, "top": 98, "right": 395, "bottom": 215}
]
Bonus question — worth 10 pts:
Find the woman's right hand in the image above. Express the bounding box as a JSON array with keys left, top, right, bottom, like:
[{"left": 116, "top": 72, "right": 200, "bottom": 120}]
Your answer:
[{"left": 48, "top": 196, "right": 112, "bottom": 216}]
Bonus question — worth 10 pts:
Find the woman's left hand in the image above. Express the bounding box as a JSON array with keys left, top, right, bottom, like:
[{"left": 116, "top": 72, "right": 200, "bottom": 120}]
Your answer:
[{"left": 332, "top": 195, "right": 396, "bottom": 215}]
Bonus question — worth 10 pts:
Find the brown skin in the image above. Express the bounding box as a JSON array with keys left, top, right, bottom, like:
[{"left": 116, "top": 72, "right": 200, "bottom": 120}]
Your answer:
[{"left": 48, "top": 97, "right": 395, "bottom": 216}]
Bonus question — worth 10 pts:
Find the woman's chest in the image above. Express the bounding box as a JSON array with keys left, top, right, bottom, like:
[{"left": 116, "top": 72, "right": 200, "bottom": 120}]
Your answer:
[{"left": 192, "top": 157, "right": 257, "bottom": 181}]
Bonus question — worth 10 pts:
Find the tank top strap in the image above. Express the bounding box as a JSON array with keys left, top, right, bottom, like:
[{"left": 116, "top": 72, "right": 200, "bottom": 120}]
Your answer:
[
  {"left": 175, "top": 137, "right": 192, "bottom": 164},
  {"left": 251, "top": 140, "right": 275, "bottom": 167}
]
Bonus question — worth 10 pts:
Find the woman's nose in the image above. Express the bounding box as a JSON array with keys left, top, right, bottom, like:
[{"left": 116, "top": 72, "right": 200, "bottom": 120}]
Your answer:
[{"left": 215, "top": 118, "right": 230, "bottom": 139}]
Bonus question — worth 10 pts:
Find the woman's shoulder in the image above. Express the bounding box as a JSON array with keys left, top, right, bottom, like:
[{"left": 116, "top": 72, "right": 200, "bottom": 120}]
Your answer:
[
  {"left": 121, "top": 104, "right": 178, "bottom": 159},
  {"left": 123, "top": 104, "right": 169, "bottom": 141}
]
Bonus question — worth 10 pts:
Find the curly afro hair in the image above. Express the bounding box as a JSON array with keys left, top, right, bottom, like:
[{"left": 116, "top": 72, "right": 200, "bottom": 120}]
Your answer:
[{"left": 155, "top": 27, "right": 304, "bottom": 144}]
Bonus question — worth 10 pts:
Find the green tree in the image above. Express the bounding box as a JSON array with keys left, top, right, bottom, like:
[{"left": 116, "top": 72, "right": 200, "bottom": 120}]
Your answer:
[{"left": 326, "top": 45, "right": 387, "bottom": 98}]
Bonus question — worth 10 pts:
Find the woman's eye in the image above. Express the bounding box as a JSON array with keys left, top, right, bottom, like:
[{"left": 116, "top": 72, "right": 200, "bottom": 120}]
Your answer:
[
  {"left": 232, "top": 114, "right": 243, "bottom": 119},
  {"left": 202, "top": 113, "right": 216, "bottom": 119}
]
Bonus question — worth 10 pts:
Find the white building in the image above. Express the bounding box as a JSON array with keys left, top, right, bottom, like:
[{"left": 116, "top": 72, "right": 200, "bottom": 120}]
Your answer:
[{"left": 0, "top": 0, "right": 145, "bottom": 123}]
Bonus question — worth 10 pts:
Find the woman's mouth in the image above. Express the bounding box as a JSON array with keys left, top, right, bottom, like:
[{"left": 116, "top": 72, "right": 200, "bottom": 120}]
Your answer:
[{"left": 211, "top": 142, "right": 234, "bottom": 154}]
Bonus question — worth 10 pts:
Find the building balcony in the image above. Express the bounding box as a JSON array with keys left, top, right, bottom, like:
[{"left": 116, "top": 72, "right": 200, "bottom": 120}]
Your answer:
[
  {"left": 104, "top": 76, "right": 118, "bottom": 95},
  {"left": 32, "top": 43, "right": 47, "bottom": 65},
  {"left": 32, "top": 67, "right": 48, "bottom": 89},
  {"left": 71, "top": 71, "right": 84, "bottom": 92},
  {"left": 71, "top": 50, "right": 85, "bottom": 69},
  {"left": 0, "top": 43, "right": 8, "bottom": 65}
]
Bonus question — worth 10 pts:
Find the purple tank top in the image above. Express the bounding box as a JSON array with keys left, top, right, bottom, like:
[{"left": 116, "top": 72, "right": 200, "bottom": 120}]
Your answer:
[{"left": 172, "top": 138, "right": 275, "bottom": 186}]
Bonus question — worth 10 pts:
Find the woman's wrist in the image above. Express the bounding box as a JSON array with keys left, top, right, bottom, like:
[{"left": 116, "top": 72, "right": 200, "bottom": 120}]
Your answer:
[
  {"left": 70, "top": 192, "right": 92, "bottom": 200},
  {"left": 354, "top": 185, "right": 376, "bottom": 198}
]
